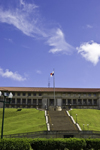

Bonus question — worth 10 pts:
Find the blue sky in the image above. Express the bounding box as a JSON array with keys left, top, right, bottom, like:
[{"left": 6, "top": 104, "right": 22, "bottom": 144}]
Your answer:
[{"left": 0, "top": 0, "right": 100, "bottom": 88}]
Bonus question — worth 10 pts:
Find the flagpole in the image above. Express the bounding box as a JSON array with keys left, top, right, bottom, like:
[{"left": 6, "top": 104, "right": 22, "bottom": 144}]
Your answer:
[
  {"left": 53, "top": 69, "right": 55, "bottom": 108},
  {"left": 50, "top": 70, "right": 55, "bottom": 109}
]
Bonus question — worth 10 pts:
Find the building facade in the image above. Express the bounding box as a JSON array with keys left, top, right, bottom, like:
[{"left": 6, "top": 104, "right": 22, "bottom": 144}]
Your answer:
[{"left": 0, "top": 87, "right": 100, "bottom": 110}]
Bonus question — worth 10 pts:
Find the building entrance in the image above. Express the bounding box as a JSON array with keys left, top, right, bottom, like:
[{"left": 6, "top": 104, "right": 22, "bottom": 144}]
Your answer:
[
  {"left": 57, "top": 99, "right": 62, "bottom": 106},
  {"left": 50, "top": 99, "right": 54, "bottom": 106}
]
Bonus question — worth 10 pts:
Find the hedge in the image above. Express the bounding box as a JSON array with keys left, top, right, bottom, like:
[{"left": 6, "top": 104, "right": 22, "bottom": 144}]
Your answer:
[
  {"left": 1, "top": 138, "right": 100, "bottom": 150},
  {"left": 0, "top": 138, "right": 30, "bottom": 150},
  {"left": 85, "top": 138, "right": 100, "bottom": 150},
  {"left": 31, "top": 138, "right": 86, "bottom": 150}
]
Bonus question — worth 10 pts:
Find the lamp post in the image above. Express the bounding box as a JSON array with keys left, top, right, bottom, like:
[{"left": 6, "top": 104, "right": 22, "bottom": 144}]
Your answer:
[
  {"left": 45, "top": 103, "right": 46, "bottom": 110},
  {"left": 0, "top": 91, "right": 13, "bottom": 139},
  {"left": 83, "top": 124, "right": 84, "bottom": 130},
  {"left": 76, "top": 114, "right": 77, "bottom": 123},
  {"left": 70, "top": 103, "right": 72, "bottom": 110},
  {"left": 70, "top": 104, "right": 72, "bottom": 116},
  {"left": 87, "top": 124, "right": 89, "bottom": 130}
]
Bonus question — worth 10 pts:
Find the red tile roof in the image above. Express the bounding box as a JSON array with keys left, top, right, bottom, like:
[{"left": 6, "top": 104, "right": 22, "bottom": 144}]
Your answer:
[{"left": 0, "top": 87, "right": 100, "bottom": 93}]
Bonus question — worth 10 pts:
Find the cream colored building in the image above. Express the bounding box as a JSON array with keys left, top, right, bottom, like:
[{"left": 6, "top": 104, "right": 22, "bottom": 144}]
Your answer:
[{"left": 0, "top": 87, "right": 99, "bottom": 110}]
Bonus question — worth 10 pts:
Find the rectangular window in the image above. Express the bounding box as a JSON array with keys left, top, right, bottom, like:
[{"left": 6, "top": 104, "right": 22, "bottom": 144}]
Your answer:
[
  {"left": 38, "top": 99, "right": 42, "bottom": 104},
  {"left": 12, "top": 98, "right": 15, "bottom": 103},
  {"left": 94, "top": 99, "right": 97, "bottom": 105},
  {"left": 84, "top": 94, "right": 86, "bottom": 97},
  {"left": 68, "top": 93, "right": 70, "bottom": 96},
  {"left": 72, "top": 94, "right": 76, "bottom": 97},
  {"left": 23, "top": 93, "right": 26, "bottom": 96},
  {"left": 68, "top": 99, "right": 71, "bottom": 104},
  {"left": 62, "top": 99, "right": 66, "bottom": 105},
  {"left": 78, "top": 99, "right": 82, "bottom": 104},
  {"left": 17, "top": 99, "right": 21, "bottom": 104},
  {"left": 73, "top": 99, "right": 76, "bottom": 104},
  {"left": 28, "top": 93, "right": 31, "bottom": 96},
  {"left": 88, "top": 93, "right": 91, "bottom": 97},
  {"left": 12, "top": 92, "right": 15, "bottom": 96},
  {"left": 33, "top": 93, "right": 36, "bottom": 96},
  {"left": 33, "top": 99, "right": 36, "bottom": 104},
  {"left": 22, "top": 99, "right": 26, "bottom": 104},
  {"left": 88, "top": 99, "right": 92, "bottom": 105},
  {"left": 28, "top": 99, "right": 31, "bottom": 104},
  {"left": 50, "top": 99, "right": 54, "bottom": 106},
  {"left": 83, "top": 99, "right": 87, "bottom": 104},
  {"left": 17, "top": 93, "right": 20, "bottom": 96},
  {"left": 6, "top": 98, "right": 10, "bottom": 103},
  {"left": 39, "top": 93, "right": 42, "bottom": 96}
]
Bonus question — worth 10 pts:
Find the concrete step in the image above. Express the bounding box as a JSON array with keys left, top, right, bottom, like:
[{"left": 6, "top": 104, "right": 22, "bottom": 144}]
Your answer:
[{"left": 48, "top": 110, "right": 78, "bottom": 131}]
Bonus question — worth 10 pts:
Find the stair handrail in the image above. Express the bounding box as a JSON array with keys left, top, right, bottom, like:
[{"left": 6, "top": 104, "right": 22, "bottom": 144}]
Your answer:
[{"left": 66, "top": 111, "right": 82, "bottom": 131}]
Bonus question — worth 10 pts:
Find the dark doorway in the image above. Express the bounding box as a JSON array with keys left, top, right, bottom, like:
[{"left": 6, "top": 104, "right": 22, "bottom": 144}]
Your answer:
[
  {"left": 50, "top": 99, "right": 54, "bottom": 106},
  {"left": 64, "top": 135, "right": 74, "bottom": 138}
]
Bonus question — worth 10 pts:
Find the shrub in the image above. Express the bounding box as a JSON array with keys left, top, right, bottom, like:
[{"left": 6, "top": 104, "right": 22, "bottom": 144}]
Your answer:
[
  {"left": 85, "top": 138, "right": 100, "bottom": 150},
  {"left": 17, "top": 108, "right": 22, "bottom": 111},
  {"left": 0, "top": 138, "right": 30, "bottom": 150},
  {"left": 31, "top": 138, "right": 86, "bottom": 150}
]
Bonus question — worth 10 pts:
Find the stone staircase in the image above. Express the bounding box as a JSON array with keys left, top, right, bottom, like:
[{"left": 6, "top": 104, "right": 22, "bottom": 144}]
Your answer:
[{"left": 48, "top": 110, "right": 78, "bottom": 131}]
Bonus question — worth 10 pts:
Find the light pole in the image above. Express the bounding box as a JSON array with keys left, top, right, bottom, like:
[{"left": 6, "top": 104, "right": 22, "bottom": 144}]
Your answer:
[
  {"left": 76, "top": 114, "right": 77, "bottom": 123},
  {"left": 70, "top": 104, "right": 72, "bottom": 116},
  {"left": 0, "top": 91, "right": 13, "bottom": 139},
  {"left": 70, "top": 103, "right": 72, "bottom": 110},
  {"left": 83, "top": 124, "right": 84, "bottom": 130},
  {"left": 87, "top": 124, "right": 89, "bottom": 130},
  {"left": 45, "top": 103, "right": 46, "bottom": 110}
]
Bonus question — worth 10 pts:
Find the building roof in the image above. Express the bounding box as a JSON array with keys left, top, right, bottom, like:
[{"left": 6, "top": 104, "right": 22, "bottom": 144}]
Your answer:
[{"left": 0, "top": 87, "right": 100, "bottom": 93}]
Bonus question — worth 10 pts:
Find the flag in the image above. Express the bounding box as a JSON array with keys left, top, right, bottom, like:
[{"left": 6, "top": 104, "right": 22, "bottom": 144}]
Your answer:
[{"left": 50, "top": 71, "right": 54, "bottom": 77}]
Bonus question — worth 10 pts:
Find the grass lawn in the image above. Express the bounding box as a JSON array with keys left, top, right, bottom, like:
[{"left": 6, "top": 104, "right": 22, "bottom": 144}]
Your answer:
[
  {"left": 0, "top": 108, "right": 46, "bottom": 135},
  {"left": 69, "top": 109, "right": 100, "bottom": 131}
]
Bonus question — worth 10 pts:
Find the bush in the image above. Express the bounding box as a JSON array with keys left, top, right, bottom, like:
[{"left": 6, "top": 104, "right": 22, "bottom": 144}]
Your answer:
[
  {"left": 1, "top": 138, "right": 100, "bottom": 150},
  {"left": 0, "top": 138, "right": 30, "bottom": 150},
  {"left": 31, "top": 138, "right": 86, "bottom": 150},
  {"left": 85, "top": 138, "right": 100, "bottom": 150},
  {"left": 17, "top": 108, "right": 22, "bottom": 111}
]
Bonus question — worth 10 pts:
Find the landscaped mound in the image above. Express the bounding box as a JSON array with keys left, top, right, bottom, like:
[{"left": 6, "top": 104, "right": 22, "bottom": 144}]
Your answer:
[
  {"left": 69, "top": 109, "right": 100, "bottom": 131},
  {"left": 0, "top": 108, "right": 46, "bottom": 135}
]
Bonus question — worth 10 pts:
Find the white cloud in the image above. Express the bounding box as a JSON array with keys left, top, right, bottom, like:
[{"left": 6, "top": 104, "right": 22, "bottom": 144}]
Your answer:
[
  {"left": 0, "top": 0, "right": 47, "bottom": 38},
  {"left": 22, "top": 45, "right": 30, "bottom": 49},
  {"left": 36, "top": 70, "right": 42, "bottom": 74},
  {"left": 47, "top": 28, "right": 73, "bottom": 54},
  {"left": 0, "top": 0, "right": 73, "bottom": 54},
  {"left": 4, "top": 38, "right": 13, "bottom": 43},
  {"left": 76, "top": 41, "right": 100, "bottom": 65},
  {"left": 86, "top": 24, "right": 93, "bottom": 28},
  {"left": 0, "top": 68, "right": 26, "bottom": 81}
]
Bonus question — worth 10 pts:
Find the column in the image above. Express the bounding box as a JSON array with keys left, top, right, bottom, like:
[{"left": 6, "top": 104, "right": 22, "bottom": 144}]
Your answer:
[
  {"left": 48, "top": 99, "right": 49, "bottom": 107},
  {"left": 54, "top": 98, "right": 56, "bottom": 106},
  {"left": 82, "top": 99, "right": 83, "bottom": 105},
  {"left": 66, "top": 99, "right": 68, "bottom": 105},
  {"left": 37, "top": 99, "right": 38, "bottom": 105},
  {"left": 87, "top": 99, "right": 88, "bottom": 105},
  {"left": 25, "top": 98, "right": 26, "bottom": 104},
  {"left": 15, "top": 98, "right": 17, "bottom": 104},
  {"left": 20, "top": 98, "right": 22, "bottom": 104},
  {"left": 30, "top": 99, "right": 32, "bottom": 104},
  {"left": 76, "top": 99, "right": 78, "bottom": 105},
  {"left": 98, "top": 97, "right": 100, "bottom": 109},
  {"left": 92, "top": 99, "right": 93, "bottom": 105},
  {"left": 71, "top": 99, "right": 73, "bottom": 105}
]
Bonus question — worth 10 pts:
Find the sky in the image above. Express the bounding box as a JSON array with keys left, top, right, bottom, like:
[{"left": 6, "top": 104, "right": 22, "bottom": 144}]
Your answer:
[{"left": 0, "top": 0, "right": 100, "bottom": 88}]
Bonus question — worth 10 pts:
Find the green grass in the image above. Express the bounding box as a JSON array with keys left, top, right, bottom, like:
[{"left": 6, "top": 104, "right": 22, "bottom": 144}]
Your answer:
[
  {"left": 69, "top": 109, "right": 100, "bottom": 131},
  {"left": 0, "top": 108, "right": 47, "bottom": 135}
]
